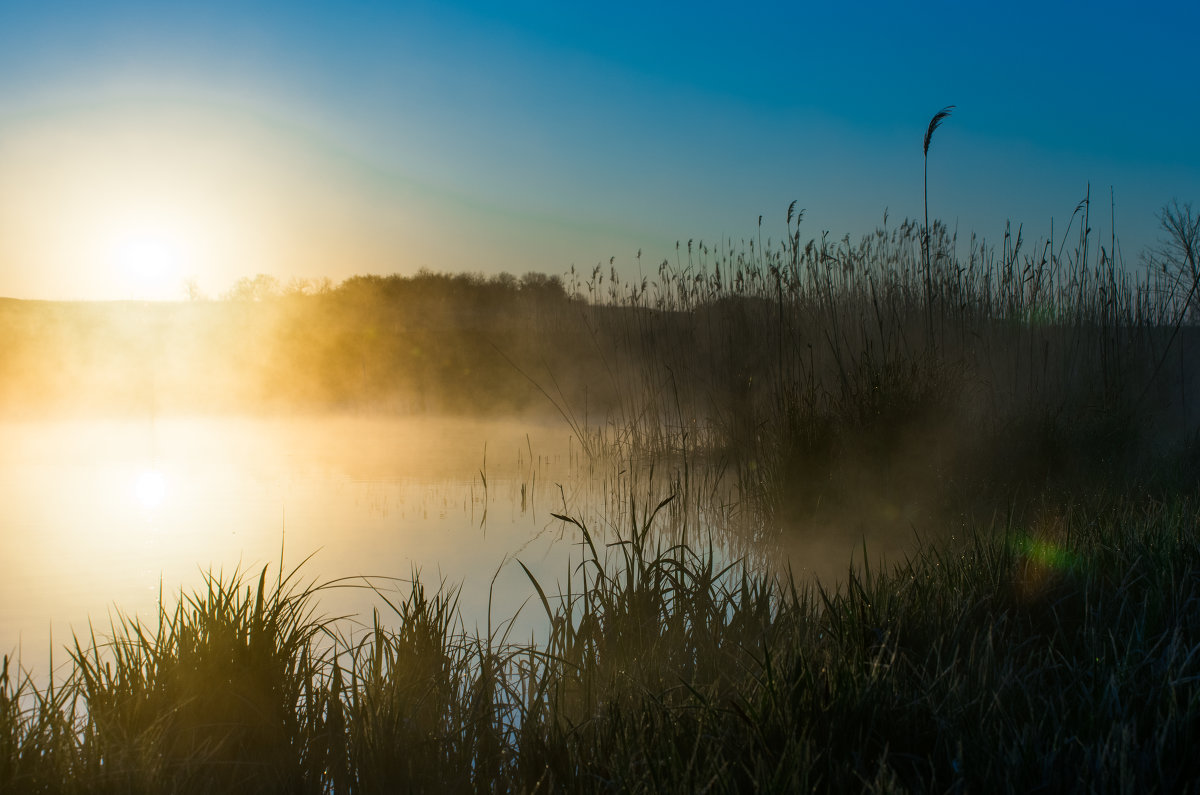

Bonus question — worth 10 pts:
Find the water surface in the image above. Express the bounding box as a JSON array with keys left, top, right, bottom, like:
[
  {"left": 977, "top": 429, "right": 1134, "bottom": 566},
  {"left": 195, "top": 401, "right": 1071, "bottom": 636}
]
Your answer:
[{"left": 1, "top": 414, "right": 588, "bottom": 674}]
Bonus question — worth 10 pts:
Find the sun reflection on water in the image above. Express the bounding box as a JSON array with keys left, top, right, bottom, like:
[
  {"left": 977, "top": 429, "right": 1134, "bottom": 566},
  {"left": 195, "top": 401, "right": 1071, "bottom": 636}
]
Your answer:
[
  {"left": 135, "top": 468, "right": 167, "bottom": 510},
  {"left": 1, "top": 415, "right": 581, "bottom": 679}
]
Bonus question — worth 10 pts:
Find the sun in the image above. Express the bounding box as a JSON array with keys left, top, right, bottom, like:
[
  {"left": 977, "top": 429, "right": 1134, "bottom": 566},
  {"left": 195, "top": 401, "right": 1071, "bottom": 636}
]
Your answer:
[{"left": 110, "top": 228, "right": 187, "bottom": 300}]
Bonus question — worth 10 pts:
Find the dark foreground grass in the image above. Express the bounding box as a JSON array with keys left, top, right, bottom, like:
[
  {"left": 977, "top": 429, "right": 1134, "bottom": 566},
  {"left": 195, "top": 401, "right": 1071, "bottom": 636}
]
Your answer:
[{"left": 3, "top": 491, "right": 1198, "bottom": 793}]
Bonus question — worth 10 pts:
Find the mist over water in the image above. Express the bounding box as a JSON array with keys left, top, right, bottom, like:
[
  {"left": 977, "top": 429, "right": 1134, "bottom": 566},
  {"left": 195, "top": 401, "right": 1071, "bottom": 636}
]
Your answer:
[
  {"left": 4, "top": 234, "right": 1197, "bottom": 685},
  {"left": 0, "top": 414, "right": 595, "bottom": 673}
]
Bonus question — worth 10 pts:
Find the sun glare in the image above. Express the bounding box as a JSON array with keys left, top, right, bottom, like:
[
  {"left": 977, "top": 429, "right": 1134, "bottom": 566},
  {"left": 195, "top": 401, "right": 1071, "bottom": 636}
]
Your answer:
[{"left": 111, "top": 229, "right": 186, "bottom": 300}]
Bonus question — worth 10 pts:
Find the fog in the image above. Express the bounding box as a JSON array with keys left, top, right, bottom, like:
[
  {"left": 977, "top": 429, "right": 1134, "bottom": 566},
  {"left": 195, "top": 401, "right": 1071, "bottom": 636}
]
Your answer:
[
  {"left": 0, "top": 274, "right": 604, "bottom": 418},
  {"left": 4, "top": 260, "right": 1198, "bottom": 677},
  {"left": 0, "top": 413, "right": 592, "bottom": 675}
]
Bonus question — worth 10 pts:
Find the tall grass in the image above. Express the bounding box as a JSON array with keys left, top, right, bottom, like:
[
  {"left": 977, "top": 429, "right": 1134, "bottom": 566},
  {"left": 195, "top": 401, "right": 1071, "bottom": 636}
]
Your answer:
[
  {"left": 563, "top": 198, "right": 1198, "bottom": 530},
  {"left": 68, "top": 563, "right": 334, "bottom": 791},
  {"left": 2, "top": 490, "right": 1198, "bottom": 792}
]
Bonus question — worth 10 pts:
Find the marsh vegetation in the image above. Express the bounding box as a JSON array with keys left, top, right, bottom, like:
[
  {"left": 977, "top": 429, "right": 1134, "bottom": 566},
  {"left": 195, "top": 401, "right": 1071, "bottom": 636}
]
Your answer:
[{"left": 2, "top": 195, "right": 1199, "bottom": 791}]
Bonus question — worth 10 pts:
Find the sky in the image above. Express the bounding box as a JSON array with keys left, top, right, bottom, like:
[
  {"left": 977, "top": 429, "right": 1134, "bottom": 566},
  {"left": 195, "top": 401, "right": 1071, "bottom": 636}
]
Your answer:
[{"left": 0, "top": 0, "right": 1196, "bottom": 300}]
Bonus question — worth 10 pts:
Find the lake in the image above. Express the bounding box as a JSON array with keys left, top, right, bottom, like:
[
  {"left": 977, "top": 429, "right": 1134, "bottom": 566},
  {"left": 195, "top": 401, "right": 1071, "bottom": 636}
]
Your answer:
[
  {"left": 1, "top": 410, "right": 913, "bottom": 680},
  {"left": 0, "top": 414, "right": 611, "bottom": 675}
]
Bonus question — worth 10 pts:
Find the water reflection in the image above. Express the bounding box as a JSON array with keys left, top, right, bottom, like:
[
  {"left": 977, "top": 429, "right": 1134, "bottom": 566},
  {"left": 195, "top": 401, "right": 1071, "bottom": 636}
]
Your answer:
[
  {"left": 134, "top": 469, "right": 167, "bottom": 510},
  {"left": 0, "top": 414, "right": 583, "bottom": 675}
]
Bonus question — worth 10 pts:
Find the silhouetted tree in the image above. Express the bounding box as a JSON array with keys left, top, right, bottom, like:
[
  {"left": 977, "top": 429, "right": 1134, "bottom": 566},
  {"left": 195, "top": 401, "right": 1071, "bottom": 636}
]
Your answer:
[
  {"left": 223, "top": 274, "right": 281, "bottom": 302},
  {"left": 183, "top": 278, "right": 207, "bottom": 301}
]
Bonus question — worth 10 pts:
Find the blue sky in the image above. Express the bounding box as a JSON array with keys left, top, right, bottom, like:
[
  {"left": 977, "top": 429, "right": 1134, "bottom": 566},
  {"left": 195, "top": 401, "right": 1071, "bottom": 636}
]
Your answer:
[{"left": 0, "top": 0, "right": 1196, "bottom": 298}]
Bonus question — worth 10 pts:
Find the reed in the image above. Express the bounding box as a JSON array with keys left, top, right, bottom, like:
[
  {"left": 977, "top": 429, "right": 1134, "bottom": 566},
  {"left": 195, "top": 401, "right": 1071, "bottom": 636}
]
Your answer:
[
  {"left": 562, "top": 196, "right": 1198, "bottom": 532},
  {"left": 67, "top": 562, "right": 335, "bottom": 792},
  {"left": 2, "top": 489, "right": 1197, "bottom": 792}
]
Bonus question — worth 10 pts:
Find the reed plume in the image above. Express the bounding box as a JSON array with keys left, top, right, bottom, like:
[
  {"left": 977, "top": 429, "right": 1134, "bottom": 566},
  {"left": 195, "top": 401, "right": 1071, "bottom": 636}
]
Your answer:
[{"left": 923, "top": 105, "right": 955, "bottom": 329}]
